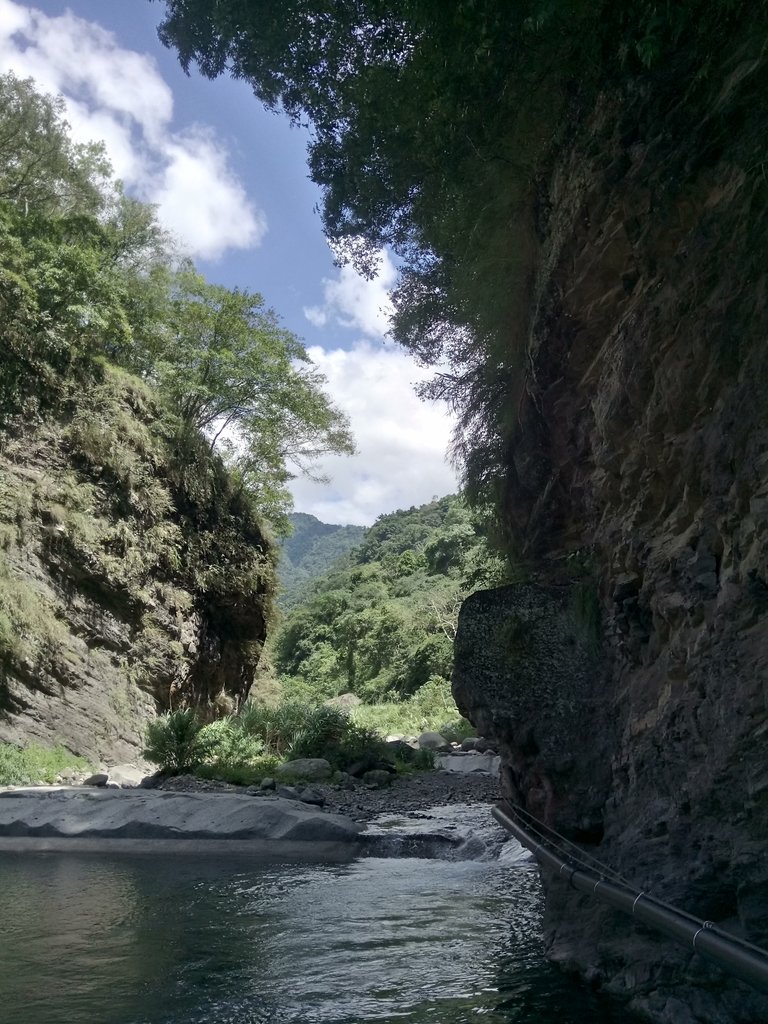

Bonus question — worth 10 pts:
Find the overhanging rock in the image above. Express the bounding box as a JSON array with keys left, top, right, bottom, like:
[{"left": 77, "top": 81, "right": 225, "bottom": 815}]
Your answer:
[{"left": 452, "top": 583, "right": 613, "bottom": 839}]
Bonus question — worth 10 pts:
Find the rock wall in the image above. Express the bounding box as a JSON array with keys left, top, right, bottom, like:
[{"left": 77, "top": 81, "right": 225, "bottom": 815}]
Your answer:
[
  {"left": 454, "top": 36, "right": 768, "bottom": 1024},
  {"left": 0, "top": 366, "right": 274, "bottom": 765}
]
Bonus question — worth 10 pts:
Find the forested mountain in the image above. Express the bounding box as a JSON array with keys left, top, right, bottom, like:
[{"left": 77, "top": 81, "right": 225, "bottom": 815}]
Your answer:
[
  {"left": 278, "top": 513, "right": 366, "bottom": 607},
  {"left": 273, "top": 495, "right": 514, "bottom": 701}
]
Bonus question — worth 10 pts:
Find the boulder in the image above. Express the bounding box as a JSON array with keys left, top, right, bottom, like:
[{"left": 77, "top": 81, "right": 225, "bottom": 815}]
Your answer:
[
  {"left": 417, "top": 731, "right": 451, "bottom": 752},
  {"left": 435, "top": 751, "right": 501, "bottom": 775},
  {"left": 324, "top": 692, "right": 362, "bottom": 710},
  {"left": 82, "top": 773, "right": 108, "bottom": 787},
  {"left": 345, "top": 750, "right": 388, "bottom": 776},
  {"left": 0, "top": 788, "right": 363, "bottom": 848},
  {"left": 474, "top": 738, "right": 496, "bottom": 753},
  {"left": 276, "top": 784, "right": 299, "bottom": 800},
  {"left": 299, "top": 786, "right": 326, "bottom": 807},
  {"left": 106, "top": 764, "right": 145, "bottom": 788},
  {"left": 363, "top": 769, "right": 393, "bottom": 788},
  {"left": 259, "top": 777, "right": 276, "bottom": 791},
  {"left": 460, "top": 737, "right": 480, "bottom": 751},
  {"left": 276, "top": 758, "right": 333, "bottom": 781},
  {"left": 384, "top": 739, "right": 417, "bottom": 762}
]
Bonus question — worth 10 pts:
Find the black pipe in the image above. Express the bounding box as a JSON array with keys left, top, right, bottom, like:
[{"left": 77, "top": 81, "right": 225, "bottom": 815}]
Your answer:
[{"left": 492, "top": 802, "right": 768, "bottom": 996}]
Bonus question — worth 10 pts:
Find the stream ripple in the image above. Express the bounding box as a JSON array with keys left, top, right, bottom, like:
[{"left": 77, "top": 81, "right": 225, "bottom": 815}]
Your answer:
[{"left": 0, "top": 802, "right": 629, "bottom": 1023}]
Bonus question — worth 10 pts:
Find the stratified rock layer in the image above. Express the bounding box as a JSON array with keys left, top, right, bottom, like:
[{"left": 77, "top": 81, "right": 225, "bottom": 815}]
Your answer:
[{"left": 454, "top": 37, "right": 768, "bottom": 1024}]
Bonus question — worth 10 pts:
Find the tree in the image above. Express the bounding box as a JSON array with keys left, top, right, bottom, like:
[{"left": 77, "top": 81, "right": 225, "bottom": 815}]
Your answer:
[
  {"left": 0, "top": 72, "right": 353, "bottom": 535},
  {"left": 0, "top": 73, "right": 169, "bottom": 414},
  {"left": 153, "top": 0, "right": 568, "bottom": 520},
  {"left": 0, "top": 72, "right": 111, "bottom": 219},
  {"left": 155, "top": 2, "right": 538, "bottom": 268},
  {"left": 0, "top": 196, "right": 135, "bottom": 416},
  {"left": 153, "top": 267, "right": 355, "bottom": 530}
]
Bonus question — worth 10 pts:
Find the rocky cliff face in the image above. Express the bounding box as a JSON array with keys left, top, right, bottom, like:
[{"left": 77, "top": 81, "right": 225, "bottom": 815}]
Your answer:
[
  {"left": 454, "top": 39, "right": 768, "bottom": 1024},
  {"left": 0, "top": 366, "right": 274, "bottom": 765}
]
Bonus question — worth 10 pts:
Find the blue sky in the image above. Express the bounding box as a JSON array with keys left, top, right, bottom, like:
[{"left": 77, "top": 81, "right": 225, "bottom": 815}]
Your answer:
[{"left": 0, "top": 0, "right": 458, "bottom": 524}]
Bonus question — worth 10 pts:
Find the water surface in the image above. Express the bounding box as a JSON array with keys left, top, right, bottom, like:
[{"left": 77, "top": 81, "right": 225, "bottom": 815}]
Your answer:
[{"left": 0, "top": 807, "right": 628, "bottom": 1024}]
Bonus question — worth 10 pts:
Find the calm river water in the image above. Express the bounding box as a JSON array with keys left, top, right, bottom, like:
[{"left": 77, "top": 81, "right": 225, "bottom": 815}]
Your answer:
[{"left": 0, "top": 806, "right": 629, "bottom": 1024}]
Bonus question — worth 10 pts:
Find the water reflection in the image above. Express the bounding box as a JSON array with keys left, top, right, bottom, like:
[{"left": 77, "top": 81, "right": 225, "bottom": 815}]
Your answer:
[{"left": 0, "top": 848, "right": 629, "bottom": 1024}]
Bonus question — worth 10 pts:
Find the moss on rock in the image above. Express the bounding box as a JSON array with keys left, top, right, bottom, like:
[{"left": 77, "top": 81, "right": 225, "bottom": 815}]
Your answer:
[{"left": 0, "top": 363, "right": 276, "bottom": 763}]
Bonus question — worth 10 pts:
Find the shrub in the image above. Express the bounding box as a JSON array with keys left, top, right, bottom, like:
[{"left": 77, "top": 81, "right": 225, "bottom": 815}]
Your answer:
[
  {"left": 437, "top": 718, "right": 476, "bottom": 744},
  {"left": 198, "top": 717, "right": 264, "bottom": 768},
  {"left": 286, "top": 706, "right": 384, "bottom": 769},
  {"left": 143, "top": 708, "right": 209, "bottom": 774},
  {"left": 394, "top": 748, "right": 436, "bottom": 774},
  {"left": 350, "top": 674, "right": 472, "bottom": 740},
  {"left": 408, "top": 674, "right": 456, "bottom": 720},
  {"left": 413, "top": 748, "right": 436, "bottom": 770},
  {"left": 235, "top": 698, "right": 385, "bottom": 770},
  {"left": 236, "top": 699, "right": 317, "bottom": 757},
  {"left": 145, "top": 699, "right": 387, "bottom": 783}
]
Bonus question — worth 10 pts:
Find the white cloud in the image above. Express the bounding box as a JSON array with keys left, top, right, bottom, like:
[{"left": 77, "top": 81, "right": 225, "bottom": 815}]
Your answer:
[
  {"left": 0, "top": 0, "right": 265, "bottom": 259},
  {"left": 305, "top": 250, "right": 396, "bottom": 338},
  {"left": 303, "top": 305, "right": 328, "bottom": 328},
  {"left": 151, "top": 129, "right": 267, "bottom": 260},
  {"left": 288, "top": 341, "right": 459, "bottom": 525}
]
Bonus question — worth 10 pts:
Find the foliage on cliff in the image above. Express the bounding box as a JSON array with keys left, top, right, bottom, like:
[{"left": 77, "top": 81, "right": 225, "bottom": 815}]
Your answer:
[
  {"left": 0, "top": 355, "right": 276, "bottom": 731},
  {"left": 157, "top": 0, "right": 768, "bottom": 531},
  {"left": 273, "top": 495, "right": 515, "bottom": 702}
]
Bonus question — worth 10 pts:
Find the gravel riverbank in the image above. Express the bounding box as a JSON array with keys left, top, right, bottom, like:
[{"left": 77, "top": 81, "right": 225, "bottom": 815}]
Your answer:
[{"left": 158, "top": 769, "right": 500, "bottom": 823}]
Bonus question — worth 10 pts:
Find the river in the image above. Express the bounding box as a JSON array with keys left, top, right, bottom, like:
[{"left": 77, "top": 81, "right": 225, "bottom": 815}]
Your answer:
[{"left": 0, "top": 803, "right": 629, "bottom": 1023}]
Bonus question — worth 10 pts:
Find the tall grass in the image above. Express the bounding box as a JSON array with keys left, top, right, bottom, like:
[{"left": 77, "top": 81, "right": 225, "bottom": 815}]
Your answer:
[{"left": 0, "top": 743, "right": 90, "bottom": 785}]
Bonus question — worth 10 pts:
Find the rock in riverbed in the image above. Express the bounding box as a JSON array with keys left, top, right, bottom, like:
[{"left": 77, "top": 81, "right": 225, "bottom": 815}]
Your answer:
[
  {"left": 275, "top": 758, "right": 334, "bottom": 781},
  {"left": 0, "top": 787, "right": 362, "bottom": 856}
]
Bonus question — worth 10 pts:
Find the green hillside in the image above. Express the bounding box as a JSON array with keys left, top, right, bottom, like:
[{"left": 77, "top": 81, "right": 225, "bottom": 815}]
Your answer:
[
  {"left": 278, "top": 513, "right": 366, "bottom": 607},
  {"left": 273, "top": 495, "right": 515, "bottom": 704}
]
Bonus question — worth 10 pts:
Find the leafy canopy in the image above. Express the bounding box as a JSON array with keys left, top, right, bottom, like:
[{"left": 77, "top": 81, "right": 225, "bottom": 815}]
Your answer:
[
  {"left": 0, "top": 72, "right": 110, "bottom": 217},
  {"left": 154, "top": 267, "right": 355, "bottom": 529}
]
